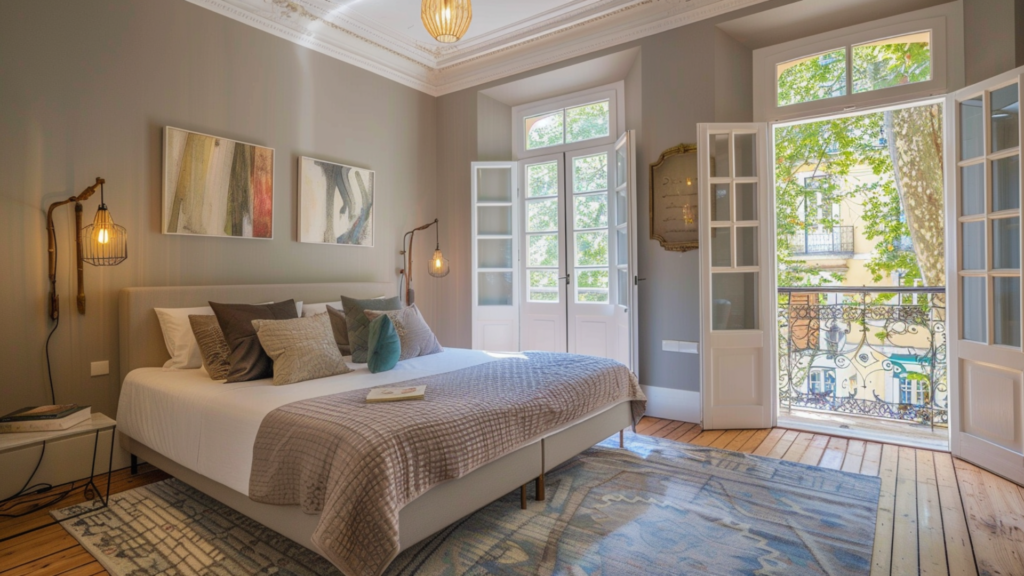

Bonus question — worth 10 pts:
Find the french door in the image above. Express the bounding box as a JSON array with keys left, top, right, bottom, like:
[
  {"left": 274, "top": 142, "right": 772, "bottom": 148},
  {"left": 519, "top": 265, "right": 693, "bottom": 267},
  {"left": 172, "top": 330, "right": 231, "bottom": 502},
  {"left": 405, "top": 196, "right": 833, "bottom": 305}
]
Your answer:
[
  {"left": 489, "top": 132, "right": 636, "bottom": 369},
  {"left": 947, "top": 66, "right": 1024, "bottom": 485},
  {"left": 698, "top": 123, "right": 775, "bottom": 430}
]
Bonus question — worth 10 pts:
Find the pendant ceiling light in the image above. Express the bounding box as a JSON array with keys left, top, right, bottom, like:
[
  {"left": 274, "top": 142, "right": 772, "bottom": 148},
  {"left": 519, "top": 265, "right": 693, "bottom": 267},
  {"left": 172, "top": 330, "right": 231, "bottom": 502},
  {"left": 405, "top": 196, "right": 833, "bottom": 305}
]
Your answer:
[{"left": 421, "top": 0, "right": 472, "bottom": 44}]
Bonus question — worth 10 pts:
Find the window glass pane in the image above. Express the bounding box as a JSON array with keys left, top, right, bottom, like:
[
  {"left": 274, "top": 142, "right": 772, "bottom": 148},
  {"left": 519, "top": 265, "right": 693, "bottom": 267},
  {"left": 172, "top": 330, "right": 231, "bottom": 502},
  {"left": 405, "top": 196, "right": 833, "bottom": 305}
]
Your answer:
[
  {"left": 575, "top": 231, "right": 608, "bottom": 266},
  {"left": 736, "top": 183, "right": 757, "bottom": 221},
  {"left": 574, "top": 194, "right": 608, "bottom": 229},
  {"left": 528, "top": 271, "right": 559, "bottom": 303},
  {"left": 615, "top": 189, "right": 627, "bottom": 226},
  {"left": 527, "top": 199, "right": 558, "bottom": 232},
  {"left": 566, "top": 101, "right": 610, "bottom": 144},
  {"left": 962, "top": 221, "right": 985, "bottom": 270},
  {"left": 991, "top": 84, "right": 1020, "bottom": 153},
  {"left": 478, "top": 238, "right": 512, "bottom": 269},
  {"left": 528, "top": 234, "right": 559, "bottom": 267},
  {"left": 960, "top": 97, "right": 984, "bottom": 161},
  {"left": 576, "top": 269, "right": 609, "bottom": 303},
  {"left": 992, "top": 217, "right": 1020, "bottom": 269},
  {"left": 527, "top": 162, "right": 558, "bottom": 197},
  {"left": 711, "top": 184, "right": 730, "bottom": 221},
  {"left": 477, "top": 168, "right": 511, "bottom": 202},
  {"left": 734, "top": 133, "right": 757, "bottom": 177},
  {"left": 478, "top": 272, "right": 513, "bottom": 306},
  {"left": 573, "top": 154, "right": 608, "bottom": 192},
  {"left": 852, "top": 31, "right": 932, "bottom": 93},
  {"left": 962, "top": 276, "right": 987, "bottom": 342},
  {"left": 776, "top": 49, "right": 847, "bottom": 107},
  {"left": 712, "top": 272, "right": 759, "bottom": 330},
  {"left": 616, "top": 229, "right": 628, "bottom": 266},
  {"left": 616, "top": 147, "right": 627, "bottom": 188},
  {"left": 525, "top": 111, "right": 564, "bottom": 150},
  {"left": 711, "top": 228, "right": 731, "bottom": 267},
  {"left": 961, "top": 163, "right": 984, "bottom": 216},
  {"left": 994, "top": 277, "right": 1021, "bottom": 347},
  {"left": 736, "top": 226, "right": 758, "bottom": 267},
  {"left": 993, "top": 155, "right": 1020, "bottom": 212},
  {"left": 617, "top": 269, "right": 628, "bottom": 306},
  {"left": 477, "top": 206, "right": 511, "bottom": 235},
  {"left": 710, "top": 134, "right": 730, "bottom": 178}
]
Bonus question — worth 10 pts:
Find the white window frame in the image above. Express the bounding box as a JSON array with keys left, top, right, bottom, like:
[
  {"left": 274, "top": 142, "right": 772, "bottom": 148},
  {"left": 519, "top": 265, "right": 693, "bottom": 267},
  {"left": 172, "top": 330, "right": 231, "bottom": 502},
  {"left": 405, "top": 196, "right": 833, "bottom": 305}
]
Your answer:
[
  {"left": 512, "top": 82, "right": 623, "bottom": 159},
  {"left": 753, "top": 3, "right": 964, "bottom": 123}
]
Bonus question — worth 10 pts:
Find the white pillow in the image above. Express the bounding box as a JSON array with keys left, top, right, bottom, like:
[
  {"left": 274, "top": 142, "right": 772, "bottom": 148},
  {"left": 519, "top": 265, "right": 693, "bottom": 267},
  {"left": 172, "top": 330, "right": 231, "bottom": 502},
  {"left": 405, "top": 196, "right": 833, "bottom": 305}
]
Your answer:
[
  {"left": 155, "top": 301, "right": 303, "bottom": 370},
  {"left": 302, "top": 301, "right": 343, "bottom": 317},
  {"left": 154, "top": 306, "right": 212, "bottom": 369}
]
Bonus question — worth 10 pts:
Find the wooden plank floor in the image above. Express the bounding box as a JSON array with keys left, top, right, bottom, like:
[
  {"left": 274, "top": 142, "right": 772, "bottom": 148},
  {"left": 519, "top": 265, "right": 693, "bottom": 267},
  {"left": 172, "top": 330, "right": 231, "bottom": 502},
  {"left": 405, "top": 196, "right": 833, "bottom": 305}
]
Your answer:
[{"left": 3, "top": 421, "right": 1023, "bottom": 575}]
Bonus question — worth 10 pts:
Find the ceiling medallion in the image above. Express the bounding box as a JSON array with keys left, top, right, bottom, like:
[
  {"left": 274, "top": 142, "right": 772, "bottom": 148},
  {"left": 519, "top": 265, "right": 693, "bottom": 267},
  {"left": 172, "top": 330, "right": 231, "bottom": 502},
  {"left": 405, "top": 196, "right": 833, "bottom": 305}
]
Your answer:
[{"left": 421, "top": 0, "right": 472, "bottom": 43}]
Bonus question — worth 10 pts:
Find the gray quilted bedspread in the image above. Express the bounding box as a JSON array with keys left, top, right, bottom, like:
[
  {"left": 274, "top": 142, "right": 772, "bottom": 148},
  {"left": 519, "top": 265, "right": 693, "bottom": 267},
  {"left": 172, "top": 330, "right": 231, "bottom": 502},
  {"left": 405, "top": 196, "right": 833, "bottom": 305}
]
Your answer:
[{"left": 248, "top": 352, "right": 646, "bottom": 576}]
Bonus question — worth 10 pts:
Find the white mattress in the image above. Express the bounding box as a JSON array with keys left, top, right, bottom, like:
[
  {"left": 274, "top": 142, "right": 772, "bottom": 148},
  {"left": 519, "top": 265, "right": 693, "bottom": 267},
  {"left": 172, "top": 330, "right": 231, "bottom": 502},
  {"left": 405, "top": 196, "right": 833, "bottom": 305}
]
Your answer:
[{"left": 117, "top": 348, "right": 512, "bottom": 495}]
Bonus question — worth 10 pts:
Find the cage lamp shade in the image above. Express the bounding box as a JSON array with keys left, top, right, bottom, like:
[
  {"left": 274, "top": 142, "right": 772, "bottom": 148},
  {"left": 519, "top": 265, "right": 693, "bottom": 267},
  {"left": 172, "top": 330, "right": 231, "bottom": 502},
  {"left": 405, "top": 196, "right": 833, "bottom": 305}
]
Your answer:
[
  {"left": 421, "top": 0, "right": 472, "bottom": 43},
  {"left": 429, "top": 248, "right": 450, "bottom": 278},
  {"left": 81, "top": 184, "right": 127, "bottom": 266}
]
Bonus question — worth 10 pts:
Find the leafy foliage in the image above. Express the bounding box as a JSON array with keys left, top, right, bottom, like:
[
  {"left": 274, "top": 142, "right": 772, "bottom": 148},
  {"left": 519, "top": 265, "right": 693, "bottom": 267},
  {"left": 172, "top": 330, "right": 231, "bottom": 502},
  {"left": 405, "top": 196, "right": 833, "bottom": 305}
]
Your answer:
[
  {"left": 566, "top": 101, "right": 610, "bottom": 143},
  {"left": 853, "top": 38, "right": 931, "bottom": 93}
]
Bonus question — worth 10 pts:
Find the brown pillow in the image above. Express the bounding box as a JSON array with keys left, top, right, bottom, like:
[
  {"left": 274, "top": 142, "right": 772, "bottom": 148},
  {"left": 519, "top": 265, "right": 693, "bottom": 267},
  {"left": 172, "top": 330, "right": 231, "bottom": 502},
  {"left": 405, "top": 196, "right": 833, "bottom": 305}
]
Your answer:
[
  {"left": 209, "top": 300, "right": 298, "bottom": 382},
  {"left": 326, "top": 306, "right": 351, "bottom": 356},
  {"left": 364, "top": 304, "right": 443, "bottom": 361},
  {"left": 188, "top": 315, "right": 231, "bottom": 380}
]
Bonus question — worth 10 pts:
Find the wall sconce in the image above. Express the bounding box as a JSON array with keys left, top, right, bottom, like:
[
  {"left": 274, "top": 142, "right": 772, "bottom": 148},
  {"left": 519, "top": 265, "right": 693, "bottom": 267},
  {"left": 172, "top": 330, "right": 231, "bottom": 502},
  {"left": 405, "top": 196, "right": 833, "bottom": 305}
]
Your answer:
[
  {"left": 46, "top": 177, "right": 128, "bottom": 320},
  {"left": 399, "top": 218, "right": 449, "bottom": 305}
]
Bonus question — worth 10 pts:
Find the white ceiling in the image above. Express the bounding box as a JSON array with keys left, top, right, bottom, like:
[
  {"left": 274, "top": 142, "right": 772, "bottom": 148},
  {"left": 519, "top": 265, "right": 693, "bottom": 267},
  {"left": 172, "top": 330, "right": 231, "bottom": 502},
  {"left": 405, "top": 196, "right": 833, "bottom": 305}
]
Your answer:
[{"left": 187, "top": 0, "right": 771, "bottom": 95}]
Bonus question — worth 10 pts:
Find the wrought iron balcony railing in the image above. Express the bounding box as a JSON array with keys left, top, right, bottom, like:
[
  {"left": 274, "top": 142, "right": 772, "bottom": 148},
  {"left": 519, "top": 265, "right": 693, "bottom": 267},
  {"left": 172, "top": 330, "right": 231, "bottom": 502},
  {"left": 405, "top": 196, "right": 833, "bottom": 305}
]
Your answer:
[
  {"left": 789, "top": 226, "right": 855, "bottom": 256},
  {"left": 778, "top": 286, "right": 947, "bottom": 427}
]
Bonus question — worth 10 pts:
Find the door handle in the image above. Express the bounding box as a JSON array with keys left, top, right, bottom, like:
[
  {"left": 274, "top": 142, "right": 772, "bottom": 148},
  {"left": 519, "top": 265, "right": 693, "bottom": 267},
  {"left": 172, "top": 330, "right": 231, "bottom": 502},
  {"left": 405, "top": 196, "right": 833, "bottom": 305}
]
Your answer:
[
  {"left": 634, "top": 276, "right": 646, "bottom": 285},
  {"left": 558, "top": 273, "right": 571, "bottom": 285}
]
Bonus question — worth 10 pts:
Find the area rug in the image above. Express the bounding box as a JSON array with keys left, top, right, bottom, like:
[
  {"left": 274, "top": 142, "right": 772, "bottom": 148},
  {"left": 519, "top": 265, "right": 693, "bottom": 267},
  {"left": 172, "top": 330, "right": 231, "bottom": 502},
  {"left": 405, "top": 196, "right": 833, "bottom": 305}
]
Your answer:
[{"left": 53, "top": 434, "right": 880, "bottom": 575}]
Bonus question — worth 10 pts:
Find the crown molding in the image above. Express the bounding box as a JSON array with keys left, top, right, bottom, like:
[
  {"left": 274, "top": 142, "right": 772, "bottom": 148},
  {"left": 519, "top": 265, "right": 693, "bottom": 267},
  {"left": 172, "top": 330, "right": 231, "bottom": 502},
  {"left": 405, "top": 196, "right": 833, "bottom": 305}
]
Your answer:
[{"left": 186, "top": 0, "right": 769, "bottom": 96}]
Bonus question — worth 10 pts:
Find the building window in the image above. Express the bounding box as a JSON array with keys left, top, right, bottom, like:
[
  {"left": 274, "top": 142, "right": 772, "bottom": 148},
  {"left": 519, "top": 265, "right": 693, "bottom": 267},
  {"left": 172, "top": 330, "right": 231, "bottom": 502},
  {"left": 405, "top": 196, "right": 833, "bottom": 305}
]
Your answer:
[
  {"left": 897, "top": 374, "right": 926, "bottom": 405},
  {"left": 808, "top": 367, "right": 836, "bottom": 395},
  {"left": 525, "top": 100, "right": 610, "bottom": 151}
]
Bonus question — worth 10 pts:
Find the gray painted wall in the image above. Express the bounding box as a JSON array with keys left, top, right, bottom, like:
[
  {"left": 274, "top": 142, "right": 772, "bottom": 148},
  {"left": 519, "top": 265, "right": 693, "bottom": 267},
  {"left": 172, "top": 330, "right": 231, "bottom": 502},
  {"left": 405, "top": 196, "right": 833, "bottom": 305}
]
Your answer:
[
  {"left": 964, "top": 0, "right": 1016, "bottom": 84},
  {"left": 0, "top": 0, "right": 439, "bottom": 425}
]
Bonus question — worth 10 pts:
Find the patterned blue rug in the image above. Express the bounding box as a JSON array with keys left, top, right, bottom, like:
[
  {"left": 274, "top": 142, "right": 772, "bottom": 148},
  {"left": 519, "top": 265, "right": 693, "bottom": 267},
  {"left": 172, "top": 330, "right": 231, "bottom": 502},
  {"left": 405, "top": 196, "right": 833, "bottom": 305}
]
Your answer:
[{"left": 55, "top": 434, "right": 880, "bottom": 575}]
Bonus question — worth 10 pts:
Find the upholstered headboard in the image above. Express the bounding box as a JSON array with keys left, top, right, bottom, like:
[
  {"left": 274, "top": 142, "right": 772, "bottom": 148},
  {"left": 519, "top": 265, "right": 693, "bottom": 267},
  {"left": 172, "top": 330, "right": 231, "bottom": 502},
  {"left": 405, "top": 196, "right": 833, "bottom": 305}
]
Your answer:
[{"left": 118, "top": 282, "right": 397, "bottom": 381}]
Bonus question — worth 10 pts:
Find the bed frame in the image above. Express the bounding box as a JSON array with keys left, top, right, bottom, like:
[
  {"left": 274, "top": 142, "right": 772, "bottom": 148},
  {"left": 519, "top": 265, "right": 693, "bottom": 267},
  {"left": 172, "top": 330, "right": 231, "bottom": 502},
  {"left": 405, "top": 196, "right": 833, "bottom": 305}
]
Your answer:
[{"left": 118, "top": 282, "right": 634, "bottom": 560}]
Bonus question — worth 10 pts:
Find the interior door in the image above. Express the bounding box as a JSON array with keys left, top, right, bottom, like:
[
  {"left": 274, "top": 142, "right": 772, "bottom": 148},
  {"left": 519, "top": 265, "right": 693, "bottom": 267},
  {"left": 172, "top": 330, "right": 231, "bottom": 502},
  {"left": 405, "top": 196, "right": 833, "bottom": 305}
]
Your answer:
[
  {"left": 471, "top": 162, "right": 519, "bottom": 352},
  {"left": 520, "top": 154, "right": 568, "bottom": 352},
  {"left": 699, "top": 123, "right": 774, "bottom": 430},
  {"left": 566, "top": 144, "right": 623, "bottom": 361},
  {"left": 947, "top": 66, "right": 1024, "bottom": 484},
  {"left": 615, "top": 131, "right": 639, "bottom": 372}
]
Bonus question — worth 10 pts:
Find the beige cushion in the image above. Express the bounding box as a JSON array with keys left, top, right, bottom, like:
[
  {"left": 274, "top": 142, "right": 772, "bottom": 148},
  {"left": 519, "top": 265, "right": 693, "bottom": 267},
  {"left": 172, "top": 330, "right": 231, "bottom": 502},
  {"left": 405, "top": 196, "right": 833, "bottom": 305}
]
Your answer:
[
  {"left": 364, "top": 304, "right": 443, "bottom": 361},
  {"left": 188, "top": 315, "right": 231, "bottom": 380},
  {"left": 252, "top": 313, "right": 351, "bottom": 385}
]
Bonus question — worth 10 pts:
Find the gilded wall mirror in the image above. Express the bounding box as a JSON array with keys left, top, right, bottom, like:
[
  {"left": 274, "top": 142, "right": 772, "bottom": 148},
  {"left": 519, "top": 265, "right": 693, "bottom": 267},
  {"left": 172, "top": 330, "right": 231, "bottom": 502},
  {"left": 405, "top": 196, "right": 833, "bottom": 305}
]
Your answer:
[{"left": 650, "top": 143, "right": 698, "bottom": 252}]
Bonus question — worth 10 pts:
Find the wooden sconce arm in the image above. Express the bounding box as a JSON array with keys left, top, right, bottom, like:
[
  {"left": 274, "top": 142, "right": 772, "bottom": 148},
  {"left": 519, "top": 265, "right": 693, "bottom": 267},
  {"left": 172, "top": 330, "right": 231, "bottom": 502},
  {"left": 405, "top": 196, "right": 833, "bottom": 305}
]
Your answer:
[{"left": 46, "top": 177, "right": 104, "bottom": 320}]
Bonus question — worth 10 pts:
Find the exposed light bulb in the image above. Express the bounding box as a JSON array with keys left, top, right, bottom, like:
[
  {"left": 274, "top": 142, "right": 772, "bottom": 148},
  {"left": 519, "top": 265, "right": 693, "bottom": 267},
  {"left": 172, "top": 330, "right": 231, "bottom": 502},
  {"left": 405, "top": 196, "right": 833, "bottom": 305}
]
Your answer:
[{"left": 97, "top": 228, "right": 109, "bottom": 244}]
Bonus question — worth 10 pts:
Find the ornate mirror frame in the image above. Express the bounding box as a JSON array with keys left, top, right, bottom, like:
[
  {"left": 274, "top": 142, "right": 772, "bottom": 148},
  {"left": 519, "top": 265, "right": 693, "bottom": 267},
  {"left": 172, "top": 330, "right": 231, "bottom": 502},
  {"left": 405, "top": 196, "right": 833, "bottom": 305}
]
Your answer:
[{"left": 649, "top": 143, "right": 699, "bottom": 252}]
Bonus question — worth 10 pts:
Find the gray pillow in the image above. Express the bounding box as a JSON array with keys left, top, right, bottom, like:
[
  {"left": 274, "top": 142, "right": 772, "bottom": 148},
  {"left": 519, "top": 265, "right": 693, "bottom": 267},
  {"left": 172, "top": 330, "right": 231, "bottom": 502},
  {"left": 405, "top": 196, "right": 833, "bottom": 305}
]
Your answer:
[
  {"left": 252, "top": 313, "right": 351, "bottom": 385},
  {"left": 326, "top": 306, "right": 351, "bottom": 356},
  {"left": 188, "top": 315, "right": 231, "bottom": 380},
  {"left": 341, "top": 295, "right": 402, "bottom": 363},
  {"left": 364, "top": 304, "right": 442, "bottom": 361},
  {"left": 210, "top": 300, "right": 298, "bottom": 382}
]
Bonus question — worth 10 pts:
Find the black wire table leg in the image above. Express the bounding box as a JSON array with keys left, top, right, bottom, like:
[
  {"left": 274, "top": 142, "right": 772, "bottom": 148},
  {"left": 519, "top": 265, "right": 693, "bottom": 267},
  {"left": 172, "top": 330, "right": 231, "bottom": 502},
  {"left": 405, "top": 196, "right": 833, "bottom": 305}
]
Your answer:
[{"left": 103, "top": 426, "right": 116, "bottom": 506}]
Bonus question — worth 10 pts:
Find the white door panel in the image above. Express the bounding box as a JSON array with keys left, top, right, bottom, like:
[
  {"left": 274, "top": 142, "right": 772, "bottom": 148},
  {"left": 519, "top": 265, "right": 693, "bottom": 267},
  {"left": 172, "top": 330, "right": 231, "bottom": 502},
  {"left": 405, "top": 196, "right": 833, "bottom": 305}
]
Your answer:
[
  {"left": 947, "top": 65, "right": 1024, "bottom": 484},
  {"left": 699, "top": 123, "right": 774, "bottom": 430},
  {"left": 520, "top": 154, "right": 568, "bottom": 353},
  {"left": 472, "top": 162, "right": 519, "bottom": 352}
]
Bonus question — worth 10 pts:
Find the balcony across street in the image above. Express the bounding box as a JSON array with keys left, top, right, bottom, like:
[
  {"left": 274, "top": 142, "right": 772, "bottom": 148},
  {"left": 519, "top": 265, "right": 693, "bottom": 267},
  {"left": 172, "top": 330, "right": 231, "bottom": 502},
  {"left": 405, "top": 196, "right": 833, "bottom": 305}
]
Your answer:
[
  {"left": 777, "top": 285, "right": 948, "bottom": 450},
  {"left": 789, "top": 226, "right": 854, "bottom": 256}
]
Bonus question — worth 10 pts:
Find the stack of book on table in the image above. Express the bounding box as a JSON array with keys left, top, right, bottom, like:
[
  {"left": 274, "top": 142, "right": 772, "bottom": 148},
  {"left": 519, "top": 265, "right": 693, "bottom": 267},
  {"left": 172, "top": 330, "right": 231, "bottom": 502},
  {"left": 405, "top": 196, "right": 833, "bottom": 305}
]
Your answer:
[{"left": 0, "top": 404, "right": 91, "bottom": 433}]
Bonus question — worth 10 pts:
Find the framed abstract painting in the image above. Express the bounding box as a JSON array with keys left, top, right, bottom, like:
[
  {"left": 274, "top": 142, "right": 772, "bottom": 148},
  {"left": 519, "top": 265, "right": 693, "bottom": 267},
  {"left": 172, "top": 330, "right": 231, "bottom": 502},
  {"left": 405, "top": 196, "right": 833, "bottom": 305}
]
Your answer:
[
  {"left": 297, "top": 156, "right": 374, "bottom": 247},
  {"left": 162, "top": 126, "right": 274, "bottom": 239}
]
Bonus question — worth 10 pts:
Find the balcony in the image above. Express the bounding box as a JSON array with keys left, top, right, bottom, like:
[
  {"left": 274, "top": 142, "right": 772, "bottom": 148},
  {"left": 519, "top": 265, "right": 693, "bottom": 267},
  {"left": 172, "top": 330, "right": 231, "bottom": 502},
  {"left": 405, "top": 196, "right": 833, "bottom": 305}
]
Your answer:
[
  {"left": 778, "top": 286, "right": 947, "bottom": 448},
  {"left": 789, "top": 226, "right": 854, "bottom": 257}
]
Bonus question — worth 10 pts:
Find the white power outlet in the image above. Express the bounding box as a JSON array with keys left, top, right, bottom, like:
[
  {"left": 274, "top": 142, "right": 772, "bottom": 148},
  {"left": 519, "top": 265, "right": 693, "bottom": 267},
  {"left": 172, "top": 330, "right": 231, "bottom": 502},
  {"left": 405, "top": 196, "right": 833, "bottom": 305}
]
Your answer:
[{"left": 90, "top": 361, "right": 109, "bottom": 377}]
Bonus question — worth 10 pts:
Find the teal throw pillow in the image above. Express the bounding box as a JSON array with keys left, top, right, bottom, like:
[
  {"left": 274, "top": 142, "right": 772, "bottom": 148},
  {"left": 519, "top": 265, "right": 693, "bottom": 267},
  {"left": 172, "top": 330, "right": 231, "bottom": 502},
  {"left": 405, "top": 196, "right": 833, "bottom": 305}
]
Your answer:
[
  {"left": 367, "top": 314, "right": 401, "bottom": 374},
  {"left": 341, "top": 295, "right": 403, "bottom": 363}
]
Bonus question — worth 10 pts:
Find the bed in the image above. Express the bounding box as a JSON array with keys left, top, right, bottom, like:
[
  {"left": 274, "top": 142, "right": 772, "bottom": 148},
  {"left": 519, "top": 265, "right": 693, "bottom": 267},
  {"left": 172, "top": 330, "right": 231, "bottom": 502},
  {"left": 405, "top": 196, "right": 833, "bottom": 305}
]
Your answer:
[{"left": 116, "top": 282, "right": 643, "bottom": 576}]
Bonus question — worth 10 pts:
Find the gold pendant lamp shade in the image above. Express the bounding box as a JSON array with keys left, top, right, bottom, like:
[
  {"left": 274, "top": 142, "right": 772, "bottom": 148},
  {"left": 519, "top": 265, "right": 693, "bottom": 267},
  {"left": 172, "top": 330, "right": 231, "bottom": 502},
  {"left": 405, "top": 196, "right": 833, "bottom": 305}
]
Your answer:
[
  {"left": 421, "top": 0, "right": 472, "bottom": 43},
  {"left": 429, "top": 247, "right": 450, "bottom": 278},
  {"left": 81, "top": 182, "right": 127, "bottom": 266}
]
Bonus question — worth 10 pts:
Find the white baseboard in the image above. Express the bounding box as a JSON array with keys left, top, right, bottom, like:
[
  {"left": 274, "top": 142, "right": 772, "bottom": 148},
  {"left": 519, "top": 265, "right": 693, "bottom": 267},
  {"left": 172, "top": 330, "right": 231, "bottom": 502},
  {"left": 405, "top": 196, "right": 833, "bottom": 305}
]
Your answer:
[{"left": 640, "top": 385, "right": 701, "bottom": 424}]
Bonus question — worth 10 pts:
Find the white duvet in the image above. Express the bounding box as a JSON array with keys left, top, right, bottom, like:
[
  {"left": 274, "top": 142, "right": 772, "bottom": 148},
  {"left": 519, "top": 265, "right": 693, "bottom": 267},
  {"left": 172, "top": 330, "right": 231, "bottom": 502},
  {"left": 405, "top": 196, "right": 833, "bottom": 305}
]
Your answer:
[{"left": 116, "top": 348, "right": 511, "bottom": 495}]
